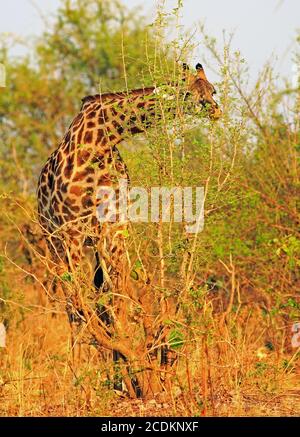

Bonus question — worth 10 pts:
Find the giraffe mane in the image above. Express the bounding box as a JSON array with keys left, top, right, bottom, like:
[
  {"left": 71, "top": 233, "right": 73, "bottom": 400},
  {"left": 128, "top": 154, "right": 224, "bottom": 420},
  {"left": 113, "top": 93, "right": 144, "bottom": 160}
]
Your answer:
[{"left": 81, "top": 87, "right": 155, "bottom": 108}]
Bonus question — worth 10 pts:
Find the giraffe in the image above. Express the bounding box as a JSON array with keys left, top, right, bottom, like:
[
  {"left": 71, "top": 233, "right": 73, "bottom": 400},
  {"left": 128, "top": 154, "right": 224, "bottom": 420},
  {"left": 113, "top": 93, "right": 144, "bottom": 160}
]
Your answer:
[{"left": 37, "top": 63, "right": 221, "bottom": 397}]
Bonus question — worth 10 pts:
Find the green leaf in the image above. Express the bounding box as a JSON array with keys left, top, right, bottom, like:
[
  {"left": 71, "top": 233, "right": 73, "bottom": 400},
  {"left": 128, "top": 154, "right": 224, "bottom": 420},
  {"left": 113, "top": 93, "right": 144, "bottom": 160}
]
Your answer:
[
  {"left": 60, "top": 272, "right": 73, "bottom": 282},
  {"left": 119, "top": 229, "right": 129, "bottom": 238},
  {"left": 168, "top": 329, "right": 184, "bottom": 349},
  {"left": 134, "top": 260, "right": 142, "bottom": 269}
]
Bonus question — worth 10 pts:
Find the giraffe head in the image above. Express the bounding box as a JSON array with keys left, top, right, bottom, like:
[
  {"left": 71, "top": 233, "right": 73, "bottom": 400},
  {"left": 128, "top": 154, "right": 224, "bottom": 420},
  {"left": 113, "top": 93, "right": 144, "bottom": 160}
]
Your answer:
[{"left": 183, "top": 63, "right": 222, "bottom": 120}]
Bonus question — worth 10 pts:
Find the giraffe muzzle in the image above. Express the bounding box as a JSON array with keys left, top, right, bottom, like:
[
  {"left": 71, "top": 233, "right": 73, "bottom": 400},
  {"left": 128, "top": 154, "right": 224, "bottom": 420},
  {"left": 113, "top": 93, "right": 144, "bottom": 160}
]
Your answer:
[{"left": 209, "top": 103, "right": 222, "bottom": 120}]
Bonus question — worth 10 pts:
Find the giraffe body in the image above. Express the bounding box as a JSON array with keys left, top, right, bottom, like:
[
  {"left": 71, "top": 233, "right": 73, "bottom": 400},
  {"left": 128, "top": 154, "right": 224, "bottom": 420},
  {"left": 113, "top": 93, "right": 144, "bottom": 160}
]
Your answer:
[{"left": 37, "top": 88, "right": 156, "bottom": 271}]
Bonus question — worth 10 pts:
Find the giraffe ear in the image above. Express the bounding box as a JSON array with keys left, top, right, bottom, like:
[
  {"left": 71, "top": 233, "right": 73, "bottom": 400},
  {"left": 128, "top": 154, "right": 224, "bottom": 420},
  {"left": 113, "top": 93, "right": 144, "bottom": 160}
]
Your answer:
[{"left": 195, "top": 63, "right": 208, "bottom": 81}]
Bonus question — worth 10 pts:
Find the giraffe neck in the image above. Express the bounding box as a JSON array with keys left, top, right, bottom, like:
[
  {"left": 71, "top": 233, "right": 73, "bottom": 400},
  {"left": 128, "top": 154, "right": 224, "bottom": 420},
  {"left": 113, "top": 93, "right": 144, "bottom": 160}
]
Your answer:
[{"left": 70, "top": 85, "right": 177, "bottom": 153}]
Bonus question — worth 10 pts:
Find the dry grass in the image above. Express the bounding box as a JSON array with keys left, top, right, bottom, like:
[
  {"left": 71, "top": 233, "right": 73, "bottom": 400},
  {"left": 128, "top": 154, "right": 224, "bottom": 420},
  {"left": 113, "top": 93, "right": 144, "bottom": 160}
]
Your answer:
[{"left": 0, "top": 241, "right": 299, "bottom": 417}]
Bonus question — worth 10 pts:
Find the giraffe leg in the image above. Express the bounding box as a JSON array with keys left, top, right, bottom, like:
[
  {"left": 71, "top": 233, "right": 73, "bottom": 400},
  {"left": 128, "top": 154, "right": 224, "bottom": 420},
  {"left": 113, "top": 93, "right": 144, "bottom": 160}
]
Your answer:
[
  {"left": 47, "top": 234, "right": 86, "bottom": 369},
  {"left": 93, "top": 250, "right": 112, "bottom": 326},
  {"left": 94, "top": 252, "right": 104, "bottom": 289},
  {"left": 93, "top": 247, "right": 125, "bottom": 392},
  {"left": 95, "top": 225, "right": 144, "bottom": 397}
]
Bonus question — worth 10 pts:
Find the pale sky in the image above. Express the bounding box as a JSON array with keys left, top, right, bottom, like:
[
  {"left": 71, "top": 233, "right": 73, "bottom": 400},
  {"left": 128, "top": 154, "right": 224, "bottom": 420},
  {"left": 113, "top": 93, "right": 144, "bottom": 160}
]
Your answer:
[{"left": 0, "top": 0, "right": 299, "bottom": 82}]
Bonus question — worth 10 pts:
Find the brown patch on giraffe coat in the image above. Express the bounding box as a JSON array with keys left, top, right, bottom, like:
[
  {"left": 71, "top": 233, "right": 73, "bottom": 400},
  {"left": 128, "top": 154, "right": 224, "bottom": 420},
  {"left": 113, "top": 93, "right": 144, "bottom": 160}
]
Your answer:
[
  {"left": 81, "top": 195, "right": 94, "bottom": 208},
  {"left": 53, "top": 200, "right": 60, "bottom": 212},
  {"left": 70, "top": 204, "right": 81, "bottom": 213},
  {"left": 41, "top": 194, "right": 48, "bottom": 204},
  {"left": 62, "top": 204, "right": 76, "bottom": 217},
  {"left": 63, "top": 213, "right": 76, "bottom": 222},
  {"left": 57, "top": 151, "right": 63, "bottom": 162},
  {"left": 111, "top": 107, "right": 119, "bottom": 117},
  {"left": 56, "top": 160, "right": 64, "bottom": 173},
  {"left": 64, "top": 131, "right": 71, "bottom": 143},
  {"left": 106, "top": 134, "right": 116, "bottom": 142},
  {"left": 70, "top": 185, "right": 83, "bottom": 196},
  {"left": 112, "top": 119, "right": 123, "bottom": 134},
  {"left": 97, "top": 159, "right": 105, "bottom": 170},
  {"left": 90, "top": 216, "right": 98, "bottom": 227},
  {"left": 77, "top": 126, "right": 84, "bottom": 143},
  {"left": 72, "top": 168, "right": 94, "bottom": 182},
  {"left": 83, "top": 130, "right": 93, "bottom": 144},
  {"left": 99, "top": 109, "right": 108, "bottom": 124},
  {"left": 80, "top": 215, "right": 89, "bottom": 223},
  {"left": 64, "top": 156, "right": 74, "bottom": 178},
  {"left": 65, "top": 196, "right": 77, "bottom": 206},
  {"left": 61, "top": 183, "right": 68, "bottom": 193},
  {"left": 87, "top": 111, "right": 96, "bottom": 119},
  {"left": 56, "top": 176, "right": 63, "bottom": 190},
  {"left": 77, "top": 149, "right": 91, "bottom": 167},
  {"left": 63, "top": 142, "right": 70, "bottom": 154},
  {"left": 96, "top": 128, "right": 104, "bottom": 143},
  {"left": 86, "top": 187, "right": 94, "bottom": 196},
  {"left": 40, "top": 184, "right": 48, "bottom": 196},
  {"left": 98, "top": 173, "right": 112, "bottom": 185}
]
